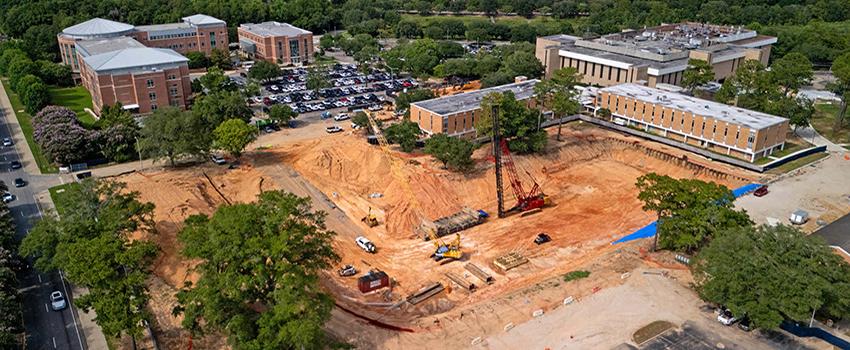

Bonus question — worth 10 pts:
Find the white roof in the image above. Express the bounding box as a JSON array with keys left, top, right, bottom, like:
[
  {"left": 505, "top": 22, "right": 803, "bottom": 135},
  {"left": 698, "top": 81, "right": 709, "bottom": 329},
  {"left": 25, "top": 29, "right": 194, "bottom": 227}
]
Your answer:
[
  {"left": 599, "top": 83, "right": 786, "bottom": 130},
  {"left": 182, "top": 14, "right": 226, "bottom": 26},
  {"left": 76, "top": 37, "right": 145, "bottom": 57},
  {"left": 82, "top": 47, "right": 188, "bottom": 72},
  {"left": 240, "top": 21, "right": 311, "bottom": 37},
  {"left": 413, "top": 80, "right": 540, "bottom": 116},
  {"left": 62, "top": 18, "right": 135, "bottom": 37}
]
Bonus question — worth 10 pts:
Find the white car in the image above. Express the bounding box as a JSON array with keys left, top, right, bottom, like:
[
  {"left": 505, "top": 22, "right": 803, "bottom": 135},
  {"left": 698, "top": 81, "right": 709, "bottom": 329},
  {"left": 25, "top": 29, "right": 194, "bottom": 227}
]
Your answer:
[
  {"left": 50, "top": 291, "right": 67, "bottom": 311},
  {"left": 2, "top": 192, "right": 12, "bottom": 203},
  {"left": 210, "top": 155, "right": 227, "bottom": 165},
  {"left": 368, "top": 104, "right": 382, "bottom": 112},
  {"left": 717, "top": 309, "right": 738, "bottom": 325},
  {"left": 355, "top": 236, "right": 376, "bottom": 253},
  {"left": 334, "top": 113, "right": 350, "bottom": 121},
  {"left": 2, "top": 138, "right": 12, "bottom": 147},
  {"left": 325, "top": 125, "right": 343, "bottom": 133}
]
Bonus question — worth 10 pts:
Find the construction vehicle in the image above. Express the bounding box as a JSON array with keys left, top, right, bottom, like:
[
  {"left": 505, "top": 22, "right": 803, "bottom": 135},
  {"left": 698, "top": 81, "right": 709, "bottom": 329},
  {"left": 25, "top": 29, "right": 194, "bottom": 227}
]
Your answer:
[
  {"left": 364, "top": 111, "right": 465, "bottom": 261},
  {"left": 361, "top": 207, "right": 379, "bottom": 227},
  {"left": 491, "top": 105, "right": 549, "bottom": 218},
  {"left": 428, "top": 230, "right": 463, "bottom": 261}
]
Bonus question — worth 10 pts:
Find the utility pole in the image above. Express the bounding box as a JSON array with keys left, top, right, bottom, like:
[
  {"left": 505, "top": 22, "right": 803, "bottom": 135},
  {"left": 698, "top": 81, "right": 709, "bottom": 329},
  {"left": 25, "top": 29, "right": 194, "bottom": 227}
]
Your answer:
[{"left": 492, "top": 105, "right": 505, "bottom": 218}]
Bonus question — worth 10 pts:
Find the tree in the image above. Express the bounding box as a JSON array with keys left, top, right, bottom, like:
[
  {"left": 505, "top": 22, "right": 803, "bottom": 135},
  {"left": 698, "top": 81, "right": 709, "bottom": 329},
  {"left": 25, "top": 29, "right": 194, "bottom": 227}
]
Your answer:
[
  {"left": 400, "top": 39, "right": 440, "bottom": 78},
  {"left": 423, "top": 25, "right": 444, "bottom": 40},
  {"left": 319, "top": 34, "right": 335, "bottom": 51},
  {"left": 384, "top": 120, "right": 420, "bottom": 152},
  {"left": 354, "top": 46, "right": 379, "bottom": 72},
  {"left": 534, "top": 67, "right": 583, "bottom": 140},
  {"left": 192, "top": 91, "right": 253, "bottom": 130},
  {"left": 478, "top": 91, "right": 548, "bottom": 153},
  {"left": 139, "top": 108, "right": 210, "bottom": 166},
  {"left": 436, "top": 41, "right": 465, "bottom": 60},
  {"left": 248, "top": 60, "right": 281, "bottom": 83},
  {"left": 265, "top": 105, "right": 294, "bottom": 127},
  {"left": 186, "top": 51, "right": 210, "bottom": 69},
  {"left": 774, "top": 97, "right": 814, "bottom": 132},
  {"left": 481, "top": 70, "right": 516, "bottom": 88},
  {"left": 32, "top": 106, "right": 94, "bottom": 165},
  {"left": 830, "top": 53, "right": 850, "bottom": 131},
  {"left": 394, "top": 88, "right": 435, "bottom": 113},
  {"left": 693, "top": 225, "right": 850, "bottom": 330},
  {"left": 0, "top": 48, "right": 28, "bottom": 76},
  {"left": 7, "top": 56, "right": 36, "bottom": 92},
  {"left": 424, "top": 134, "right": 474, "bottom": 171},
  {"left": 209, "top": 48, "right": 231, "bottom": 70},
  {"left": 198, "top": 67, "right": 237, "bottom": 94},
  {"left": 681, "top": 59, "right": 714, "bottom": 92},
  {"left": 396, "top": 20, "right": 422, "bottom": 39},
  {"left": 35, "top": 60, "right": 72, "bottom": 87},
  {"left": 503, "top": 51, "right": 544, "bottom": 79},
  {"left": 96, "top": 106, "right": 141, "bottom": 163},
  {"left": 509, "top": 24, "right": 537, "bottom": 43},
  {"left": 17, "top": 74, "right": 48, "bottom": 114},
  {"left": 770, "top": 52, "right": 813, "bottom": 94},
  {"left": 306, "top": 67, "right": 331, "bottom": 94},
  {"left": 20, "top": 179, "right": 157, "bottom": 346},
  {"left": 175, "top": 191, "right": 339, "bottom": 349},
  {"left": 635, "top": 173, "right": 751, "bottom": 252},
  {"left": 213, "top": 119, "right": 257, "bottom": 158}
]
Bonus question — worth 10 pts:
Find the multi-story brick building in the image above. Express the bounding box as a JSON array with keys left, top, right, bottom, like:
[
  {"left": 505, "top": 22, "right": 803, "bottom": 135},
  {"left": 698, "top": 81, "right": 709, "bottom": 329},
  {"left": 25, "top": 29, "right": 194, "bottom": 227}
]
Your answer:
[
  {"left": 237, "top": 21, "right": 313, "bottom": 65},
  {"left": 536, "top": 23, "right": 776, "bottom": 88},
  {"left": 58, "top": 14, "right": 228, "bottom": 74},
  {"left": 77, "top": 37, "right": 191, "bottom": 114},
  {"left": 410, "top": 79, "right": 540, "bottom": 138},
  {"left": 595, "top": 83, "right": 788, "bottom": 162}
]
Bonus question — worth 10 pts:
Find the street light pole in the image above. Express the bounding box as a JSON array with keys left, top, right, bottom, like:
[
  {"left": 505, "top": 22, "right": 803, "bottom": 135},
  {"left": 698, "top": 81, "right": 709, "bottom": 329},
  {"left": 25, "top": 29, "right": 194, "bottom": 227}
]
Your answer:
[{"left": 135, "top": 137, "right": 143, "bottom": 170}]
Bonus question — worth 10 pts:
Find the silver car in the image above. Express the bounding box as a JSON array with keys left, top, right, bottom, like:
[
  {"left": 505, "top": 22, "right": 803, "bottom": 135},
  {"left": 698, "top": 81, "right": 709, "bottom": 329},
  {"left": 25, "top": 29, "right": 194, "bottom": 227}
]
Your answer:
[{"left": 50, "top": 291, "right": 67, "bottom": 311}]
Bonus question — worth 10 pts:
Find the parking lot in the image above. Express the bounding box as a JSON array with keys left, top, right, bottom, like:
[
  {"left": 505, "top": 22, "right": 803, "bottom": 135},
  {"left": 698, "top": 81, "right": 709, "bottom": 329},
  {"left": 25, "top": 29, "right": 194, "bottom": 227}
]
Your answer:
[{"left": 239, "top": 64, "right": 418, "bottom": 117}]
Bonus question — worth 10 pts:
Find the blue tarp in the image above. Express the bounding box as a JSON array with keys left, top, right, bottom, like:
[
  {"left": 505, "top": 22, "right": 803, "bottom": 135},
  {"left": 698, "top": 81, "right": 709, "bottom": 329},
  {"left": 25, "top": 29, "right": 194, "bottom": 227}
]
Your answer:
[{"left": 612, "top": 183, "right": 761, "bottom": 244}]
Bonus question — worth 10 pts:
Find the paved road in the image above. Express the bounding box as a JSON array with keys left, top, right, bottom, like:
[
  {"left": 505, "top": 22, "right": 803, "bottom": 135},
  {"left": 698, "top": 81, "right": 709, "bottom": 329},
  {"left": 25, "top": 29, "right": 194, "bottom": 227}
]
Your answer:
[{"left": 0, "top": 104, "right": 85, "bottom": 349}]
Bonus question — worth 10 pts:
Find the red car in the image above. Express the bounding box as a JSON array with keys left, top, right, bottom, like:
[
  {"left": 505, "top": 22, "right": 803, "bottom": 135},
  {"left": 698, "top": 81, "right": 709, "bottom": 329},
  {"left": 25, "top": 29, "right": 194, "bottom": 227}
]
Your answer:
[{"left": 753, "top": 186, "right": 769, "bottom": 197}]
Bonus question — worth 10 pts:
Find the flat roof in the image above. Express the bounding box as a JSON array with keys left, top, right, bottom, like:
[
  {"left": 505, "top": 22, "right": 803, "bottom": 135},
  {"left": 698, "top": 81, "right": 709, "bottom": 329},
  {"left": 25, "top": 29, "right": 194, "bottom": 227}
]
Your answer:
[
  {"left": 599, "top": 83, "right": 787, "bottom": 130},
  {"left": 76, "top": 37, "right": 145, "bottom": 57},
  {"left": 239, "top": 21, "right": 311, "bottom": 37},
  {"left": 136, "top": 22, "right": 192, "bottom": 32},
  {"left": 412, "top": 79, "right": 540, "bottom": 116},
  {"left": 182, "top": 14, "right": 226, "bottom": 26},
  {"left": 814, "top": 213, "right": 850, "bottom": 260},
  {"left": 82, "top": 47, "right": 188, "bottom": 73}
]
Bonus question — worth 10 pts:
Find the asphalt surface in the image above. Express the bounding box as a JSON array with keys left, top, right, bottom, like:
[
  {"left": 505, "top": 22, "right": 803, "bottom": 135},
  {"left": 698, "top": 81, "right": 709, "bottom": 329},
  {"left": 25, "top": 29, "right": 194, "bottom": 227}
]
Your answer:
[{"left": 0, "top": 111, "right": 85, "bottom": 349}]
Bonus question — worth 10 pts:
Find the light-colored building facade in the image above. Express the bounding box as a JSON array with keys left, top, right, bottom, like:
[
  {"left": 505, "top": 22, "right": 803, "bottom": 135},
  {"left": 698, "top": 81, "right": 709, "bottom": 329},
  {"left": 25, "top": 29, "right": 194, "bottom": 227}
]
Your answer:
[
  {"left": 410, "top": 79, "right": 540, "bottom": 138},
  {"left": 58, "top": 15, "right": 228, "bottom": 74},
  {"left": 77, "top": 37, "right": 191, "bottom": 114},
  {"left": 237, "top": 21, "right": 314, "bottom": 65},
  {"left": 536, "top": 23, "right": 776, "bottom": 88},
  {"left": 595, "top": 83, "right": 788, "bottom": 162}
]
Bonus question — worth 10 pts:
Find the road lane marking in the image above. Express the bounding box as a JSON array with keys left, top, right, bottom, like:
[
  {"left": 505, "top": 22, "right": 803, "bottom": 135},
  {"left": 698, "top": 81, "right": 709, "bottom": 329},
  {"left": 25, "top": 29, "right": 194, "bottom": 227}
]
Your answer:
[
  {"left": 44, "top": 303, "right": 48, "bottom": 312},
  {"left": 59, "top": 270, "right": 84, "bottom": 349},
  {"left": 52, "top": 336, "right": 56, "bottom": 348},
  {"left": 38, "top": 274, "right": 42, "bottom": 283}
]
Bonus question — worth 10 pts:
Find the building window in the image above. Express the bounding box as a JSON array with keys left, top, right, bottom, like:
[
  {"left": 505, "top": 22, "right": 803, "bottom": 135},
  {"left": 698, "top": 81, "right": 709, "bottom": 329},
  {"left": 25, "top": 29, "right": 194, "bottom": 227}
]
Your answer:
[
  {"left": 170, "top": 87, "right": 178, "bottom": 96},
  {"left": 149, "top": 92, "right": 157, "bottom": 101},
  {"left": 210, "top": 32, "right": 216, "bottom": 48},
  {"left": 747, "top": 132, "right": 755, "bottom": 149},
  {"left": 146, "top": 79, "right": 154, "bottom": 88},
  {"left": 170, "top": 100, "right": 180, "bottom": 107},
  {"left": 151, "top": 104, "right": 158, "bottom": 111},
  {"left": 168, "top": 74, "right": 177, "bottom": 80},
  {"left": 289, "top": 40, "right": 300, "bottom": 59}
]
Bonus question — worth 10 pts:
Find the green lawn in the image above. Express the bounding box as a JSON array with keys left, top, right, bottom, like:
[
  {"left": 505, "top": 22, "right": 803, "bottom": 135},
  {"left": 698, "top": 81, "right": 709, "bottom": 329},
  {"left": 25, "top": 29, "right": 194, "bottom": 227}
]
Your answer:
[
  {"left": 753, "top": 135, "right": 811, "bottom": 164},
  {"left": 48, "top": 182, "right": 81, "bottom": 216},
  {"left": 1, "top": 78, "right": 57, "bottom": 173},
  {"left": 400, "top": 14, "right": 579, "bottom": 36},
  {"left": 811, "top": 103, "right": 850, "bottom": 145},
  {"left": 48, "top": 86, "right": 96, "bottom": 127}
]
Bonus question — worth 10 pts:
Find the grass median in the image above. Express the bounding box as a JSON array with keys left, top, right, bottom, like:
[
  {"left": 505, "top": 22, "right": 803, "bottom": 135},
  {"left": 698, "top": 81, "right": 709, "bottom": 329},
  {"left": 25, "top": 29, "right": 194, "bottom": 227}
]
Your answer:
[{"left": 1, "top": 78, "right": 57, "bottom": 173}]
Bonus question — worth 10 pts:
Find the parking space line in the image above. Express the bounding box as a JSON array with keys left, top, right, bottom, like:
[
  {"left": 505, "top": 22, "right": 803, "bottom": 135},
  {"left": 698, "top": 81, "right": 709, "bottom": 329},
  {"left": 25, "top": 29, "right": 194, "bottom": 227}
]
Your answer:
[{"left": 44, "top": 303, "right": 48, "bottom": 312}]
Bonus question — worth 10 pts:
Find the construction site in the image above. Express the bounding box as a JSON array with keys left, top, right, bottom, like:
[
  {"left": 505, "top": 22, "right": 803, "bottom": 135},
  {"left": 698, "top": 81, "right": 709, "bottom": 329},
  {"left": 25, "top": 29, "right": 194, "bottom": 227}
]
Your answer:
[{"left": 113, "top": 110, "right": 760, "bottom": 347}]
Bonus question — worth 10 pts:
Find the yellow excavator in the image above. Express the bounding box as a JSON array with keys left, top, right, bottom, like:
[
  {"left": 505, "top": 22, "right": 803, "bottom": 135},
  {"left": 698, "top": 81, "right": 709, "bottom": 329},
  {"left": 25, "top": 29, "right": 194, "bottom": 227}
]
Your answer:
[
  {"left": 428, "top": 230, "right": 463, "bottom": 261},
  {"left": 361, "top": 207, "right": 379, "bottom": 227}
]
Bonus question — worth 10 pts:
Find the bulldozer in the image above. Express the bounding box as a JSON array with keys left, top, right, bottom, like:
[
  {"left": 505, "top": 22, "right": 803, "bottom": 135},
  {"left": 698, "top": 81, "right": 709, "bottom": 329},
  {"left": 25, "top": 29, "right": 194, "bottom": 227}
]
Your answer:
[
  {"left": 428, "top": 230, "right": 463, "bottom": 261},
  {"left": 361, "top": 207, "right": 379, "bottom": 227}
]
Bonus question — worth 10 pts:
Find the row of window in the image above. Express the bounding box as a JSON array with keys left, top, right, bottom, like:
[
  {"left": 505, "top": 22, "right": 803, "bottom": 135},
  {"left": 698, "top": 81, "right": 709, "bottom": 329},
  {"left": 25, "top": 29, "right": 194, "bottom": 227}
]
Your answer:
[
  {"left": 562, "top": 57, "right": 629, "bottom": 83},
  {"left": 149, "top": 32, "right": 196, "bottom": 40}
]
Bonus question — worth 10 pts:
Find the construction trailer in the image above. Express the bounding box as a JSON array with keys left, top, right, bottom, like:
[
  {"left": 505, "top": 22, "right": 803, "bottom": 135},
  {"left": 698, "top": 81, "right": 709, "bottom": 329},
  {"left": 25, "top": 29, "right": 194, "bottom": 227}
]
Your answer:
[
  {"left": 358, "top": 270, "right": 390, "bottom": 293},
  {"left": 420, "top": 207, "right": 489, "bottom": 240}
]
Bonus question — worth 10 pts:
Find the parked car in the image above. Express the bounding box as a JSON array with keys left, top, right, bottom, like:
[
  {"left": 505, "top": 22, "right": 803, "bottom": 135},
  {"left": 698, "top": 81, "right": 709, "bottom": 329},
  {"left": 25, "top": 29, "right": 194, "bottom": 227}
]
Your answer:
[
  {"left": 325, "top": 125, "right": 343, "bottom": 133},
  {"left": 338, "top": 264, "right": 357, "bottom": 277},
  {"left": 263, "top": 126, "right": 277, "bottom": 134},
  {"left": 368, "top": 104, "right": 382, "bottom": 112},
  {"left": 13, "top": 178, "right": 26, "bottom": 187},
  {"left": 9, "top": 161, "right": 21, "bottom": 170},
  {"left": 2, "top": 192, "right": 13, "bottom": 203},
  {"left": 50, "top": 291, "right": 67, "bottom": 311},
  {"left": 2, "top": 138, "right": 11, "bottom": 147},
  {"left": 334, "top": 113, "right": 350, "bottom": 121},
  {"left": 534, "top": 233, "right": 551, "bottom": 245},
  {"left": 210, "top": 155, "right": 227, "bottom": 165},
  {"left": 753, "top": 185, "right": 768, "bottom": 197},
  {"left": 737, "top": 317, "right": 752, "bottom": 331},
  {"left": 355, "top": 236, "right": 376, "bottom": 253},
  {"left": 717, "top": 308, "right": 738, "bottom": 326}
]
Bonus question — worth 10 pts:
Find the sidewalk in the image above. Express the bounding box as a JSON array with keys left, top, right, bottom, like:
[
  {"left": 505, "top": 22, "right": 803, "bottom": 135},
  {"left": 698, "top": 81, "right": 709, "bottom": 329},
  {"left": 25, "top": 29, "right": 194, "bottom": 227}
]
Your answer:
[
  {"left": 0, "top": 79, "right": 39, "bottom": 174},
  {"left": 795, "top": 125, "right": 844, "bottom": 152}
]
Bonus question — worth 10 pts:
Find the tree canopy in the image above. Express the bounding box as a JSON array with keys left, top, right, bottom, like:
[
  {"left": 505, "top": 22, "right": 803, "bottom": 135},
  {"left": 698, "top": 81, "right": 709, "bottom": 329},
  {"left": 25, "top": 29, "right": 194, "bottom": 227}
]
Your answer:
[
  {"left": 478, "top": 91, "right": 548, "bottom": 154},
  {"left": 248, "top": 61, "right": 281, "bottom": 82},
  {"left": 534, "top": 67, "right": 582, "bottom": 140},
  {"left": 384, "top": 120, "right": 420, "bottom": 152},
  {"left": 424, "top": 134, "right": 475, "bottom": 171},
  {"left": 139, "top": 107, "right": 210, "bottom": 165},
  {"left": 681, "top": 59, "right": 714, "bottom": 92},
  {"left": 175, "top": 191, "right": 339, "bottom": 350},
  {"left": 693, "top": 225, "right": 850, "bottom": 330},
  {"left": 213, "top": 119, "right": 256, "bottom": 158}
]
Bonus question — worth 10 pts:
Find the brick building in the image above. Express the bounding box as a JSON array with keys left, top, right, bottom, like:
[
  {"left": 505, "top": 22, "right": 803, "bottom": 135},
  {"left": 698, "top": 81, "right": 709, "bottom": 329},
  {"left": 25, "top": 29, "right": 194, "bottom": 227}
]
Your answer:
[
  {"left": 77, "top": 37, "right": 191, "bottom": 114},
  {"left": 595, "top": 83, "right": 788, "bottom": 162},
  {"left": 536, "top": 23, "right": 776, "bottom": 88},
  {"left": 237, "top": 21, "right": 313, "bottom": 65},
  {"left": 410, "top": 79, "right": 540, "bottom": 138},
  {"left": 58, "top": 14, "right": 227, "bottom": 74}
]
